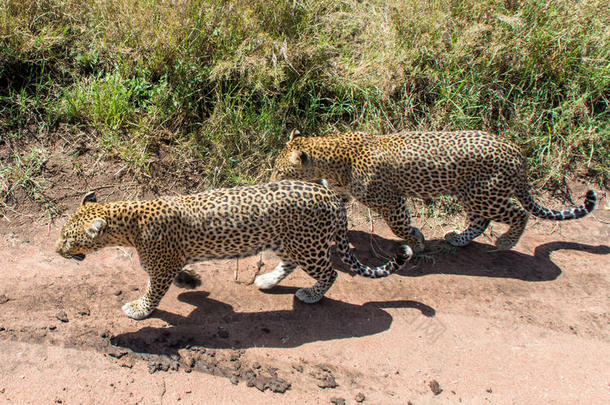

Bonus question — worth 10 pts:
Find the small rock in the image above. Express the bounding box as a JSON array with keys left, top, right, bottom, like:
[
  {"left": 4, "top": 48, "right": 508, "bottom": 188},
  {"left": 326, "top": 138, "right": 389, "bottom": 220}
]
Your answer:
[
  {"left": 486, "top": 388, "right": 493, "bottom": 393},
  {"left": 429, "top": 379, "right": 442, "bottom": 395},
  {"left": 55, "top": 311, "right": 69, "bottom": 323},
  {"left": 77, "top": 306, "right": 90, "bottom": 316},
  {"left": 0, "top": 295, "right": 9, "bottom": 304},
  {"left": 100, "top": 330, "right": 110, "bottom": 339},
  {"left": 355, "top": 392, "right": 365, "bottom": 402},
  {"left": 48, "top": 326, "right": 57, "bottom": 331},
  {"left": 244, "top": 369, "right": 291, "bottom": 393},
  {"left": 230, "top": 375, "right": 239, "bottom": 385},
  {"left": 317, "top": 364, "right": 331, "bottom": 373},
  {"left": 252, "top": 362, "right": 261, "bottom": 369},
  {"left": 330, "top": 398, "right": 345, "bottom": 405},
  {"left": 120, "top": 359, "right": 134, "bottom": 368},
  {"left": 108, "top": 349, "right": 128, "bottom": 359},
  {"left": 317, "top": 373, "right": 337, "bottom": 389},
  {"left": 148, "top": 360, "right": 170, "bottom": 374},
  {"left": 183, "top": 354, "right": 197, "bottom": 368},
  {"left": 292, "top": 364, "right": 304, "bottom": 373},
  {"left": 114, "top": 290, "right": 122, "bottom": 296}
]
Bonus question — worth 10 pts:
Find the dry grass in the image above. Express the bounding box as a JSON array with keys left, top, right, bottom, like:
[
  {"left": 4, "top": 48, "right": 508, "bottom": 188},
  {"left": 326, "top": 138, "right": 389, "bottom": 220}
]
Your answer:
[{"left": 1, "top": 0, "right": 608, "bottom": 199}]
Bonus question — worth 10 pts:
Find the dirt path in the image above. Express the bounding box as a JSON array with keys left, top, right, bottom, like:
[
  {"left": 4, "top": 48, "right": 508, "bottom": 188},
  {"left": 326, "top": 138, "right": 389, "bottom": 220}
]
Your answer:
[{"left": 0, "top": 184, "right": 608, "bottom": 404}]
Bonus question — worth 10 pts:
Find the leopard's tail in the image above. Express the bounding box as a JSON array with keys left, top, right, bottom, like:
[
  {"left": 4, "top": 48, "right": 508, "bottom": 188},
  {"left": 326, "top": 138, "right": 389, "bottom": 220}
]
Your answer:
[
  {"left": 334, "top": 205, "right": 412, "bottom": 278},
  {"left": 516, "top": 187, "right": 597, "bottom": 220}
]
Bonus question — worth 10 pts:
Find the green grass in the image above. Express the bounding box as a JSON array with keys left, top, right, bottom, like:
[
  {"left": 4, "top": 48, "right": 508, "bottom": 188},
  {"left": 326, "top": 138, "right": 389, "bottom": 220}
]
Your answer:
[
  {"left": 0, "top": 142, "right": 57, "bottom": 217},
  {"left": 1, "top": 0, "right": 608, "bottom": 195}
]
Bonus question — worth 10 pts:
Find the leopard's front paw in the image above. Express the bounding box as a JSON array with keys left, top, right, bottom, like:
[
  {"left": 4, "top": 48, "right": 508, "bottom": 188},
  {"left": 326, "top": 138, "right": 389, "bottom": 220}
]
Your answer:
[
  {"left": 254, "top": 271, "right": 283, "bottom": 290},
  {"left": 122, "top": 298, "right": 154, "bottom": 320}
]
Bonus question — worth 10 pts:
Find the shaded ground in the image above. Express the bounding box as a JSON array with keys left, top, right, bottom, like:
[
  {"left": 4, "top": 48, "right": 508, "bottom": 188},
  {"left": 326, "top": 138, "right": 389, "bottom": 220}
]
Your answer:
[{"left": 0, "top": 155, "right": 608, "bottom": 403}]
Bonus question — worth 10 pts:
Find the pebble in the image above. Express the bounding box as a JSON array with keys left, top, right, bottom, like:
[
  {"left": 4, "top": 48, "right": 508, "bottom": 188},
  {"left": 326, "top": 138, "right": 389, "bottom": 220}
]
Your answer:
[
  {"left": 55, "top": 311, "right": 69, "bottom": 323},
  {"left": 429, "top": 379, "right": 442, "bottom": 395}
]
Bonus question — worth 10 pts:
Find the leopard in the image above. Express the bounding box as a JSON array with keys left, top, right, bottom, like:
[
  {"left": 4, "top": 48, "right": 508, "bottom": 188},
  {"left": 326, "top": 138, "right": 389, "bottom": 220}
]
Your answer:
[
  {"left": 55, "top": 180, "right": 412, "bottom": 320},
  {"left": 270, "top": 130, "right": 597, "bottom": 253}
]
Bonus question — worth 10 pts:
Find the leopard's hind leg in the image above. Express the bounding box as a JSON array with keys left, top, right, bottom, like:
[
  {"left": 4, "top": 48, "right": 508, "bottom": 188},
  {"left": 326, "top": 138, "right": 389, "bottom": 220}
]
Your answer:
[
  {"left": 445, "top": 214, "right": 491, "bottom": 247},
  {"left": 486, "top": 199, "right": 529, "bottom": 250},
  {"left": 173, "top": 268, "right": 202, "bottom": 289},
  {"left": 294, "top": 259, "right": 337, "bottom": 303},
  {"left": 376, "top": 195, "right": 425, "bottom": 253},
  {"left": 280, "top": 237, "right": 337, "bottom": 303},
  {"left": 446, "top": 174, "right": 527, "bottom": 250}
]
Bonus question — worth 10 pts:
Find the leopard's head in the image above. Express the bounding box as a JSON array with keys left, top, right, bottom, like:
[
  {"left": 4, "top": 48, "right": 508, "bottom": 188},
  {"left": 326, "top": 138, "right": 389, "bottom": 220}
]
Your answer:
[
  {"left": 55, "top": 192, "right": 108, "bottom": 261},
  {"left": 270, "top": 129, "right": 318, "bottom": 182}
]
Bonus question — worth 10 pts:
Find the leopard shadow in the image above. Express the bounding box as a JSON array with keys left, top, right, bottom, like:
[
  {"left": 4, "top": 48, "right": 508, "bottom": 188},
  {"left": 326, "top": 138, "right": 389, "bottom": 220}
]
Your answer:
[
  {"left": 111, "top": 290, "right": 434, "bottom": 355},
  {"left": 336, "top": 230, "right": 609, "bottom": 281}
]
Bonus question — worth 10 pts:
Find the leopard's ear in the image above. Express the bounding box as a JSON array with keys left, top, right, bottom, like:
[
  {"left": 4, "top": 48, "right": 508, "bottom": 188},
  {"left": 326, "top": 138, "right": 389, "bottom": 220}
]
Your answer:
[
  {"left": 85, "top": 218, "right": 106, "bottom": 238},
  {"left": 81, "top": 192, "right": 97, "bottom": 205},
  {"left": 289, "top": 150, "right": 310, "bottom": 166},
  {"left": 289, "top": 129, "right": 302, "bottom": 141}
]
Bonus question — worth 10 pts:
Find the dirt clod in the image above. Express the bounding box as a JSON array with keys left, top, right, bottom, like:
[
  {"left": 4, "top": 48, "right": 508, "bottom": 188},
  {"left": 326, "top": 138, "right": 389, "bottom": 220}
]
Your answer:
[
  {"left": 0, "top": 295, "right": 9, "bottom": 304},
  {"left": 429, "top": 379, "right": 442, "bottom": 395},
  {"left": 316, "top": 373, "right": 337, "bottom": 389},
  {"left": 120, "top": 359, "right": 134, "bottom": 368},
  {"left": 107, "top": 349, "right": 128, "bottom": 359},
  {"left": 148, "top": 359, "right": 171, "bottom": 374},
  {"left": 314, "top": 365, "right": 337, "bottom": 389},
  {"left": 77, "top": 306, "right": 90, "bottom": 316},
  {"left": 244, "top": 369, "right": 291, "bottom": 393},
  {"left": 355, "top": 392, "right": 365, "bottom": 402},
  {"left": 55, "top": 311, "right": 69, "bottom": 323}
]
